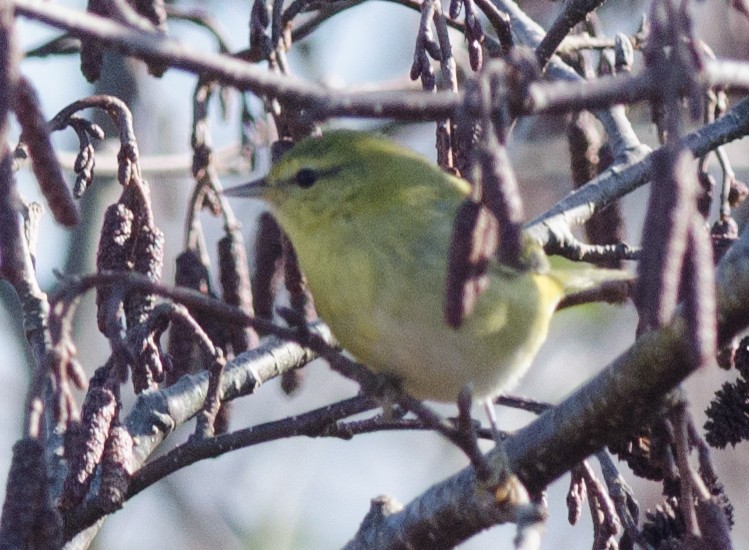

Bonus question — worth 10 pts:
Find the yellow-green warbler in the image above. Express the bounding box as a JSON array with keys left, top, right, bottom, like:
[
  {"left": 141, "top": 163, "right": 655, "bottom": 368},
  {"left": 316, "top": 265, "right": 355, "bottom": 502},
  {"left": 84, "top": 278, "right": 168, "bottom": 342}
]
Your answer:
[{"left": 226, "top": 131, "right": 625, "bottom": 403}]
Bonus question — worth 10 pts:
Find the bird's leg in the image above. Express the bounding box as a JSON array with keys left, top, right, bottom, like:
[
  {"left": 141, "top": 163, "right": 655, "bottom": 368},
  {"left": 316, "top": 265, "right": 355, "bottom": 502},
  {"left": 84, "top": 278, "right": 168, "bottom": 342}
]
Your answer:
[
  {"left": 368, "top": 372, "right": 409, "bottom": 420},
  {"left": 454, "top": 385, "right": 493, "bottom": 481},
  {"left": 273, "top": 311, "right": 496, "bottom": 477},
  {"left": 446, "top": 392, "right": 547, "bottom": 542},
  {"left": 388, "top": 388, "right": 491, "bottom": 478},
  {"left": 483, "top": 398, "right": 504, "bottom": 445},
  {"left": 482, "top": 442, "right": 547, "bottom": 548}
]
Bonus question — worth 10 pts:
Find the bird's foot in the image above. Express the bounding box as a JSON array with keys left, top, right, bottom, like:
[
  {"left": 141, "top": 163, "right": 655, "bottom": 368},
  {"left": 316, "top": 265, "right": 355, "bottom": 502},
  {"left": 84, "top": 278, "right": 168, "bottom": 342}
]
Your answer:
[
  {"left": 479, "top": 444, "right": 547, "bottom": 546},
  {"left": 452, "top": 385, "right": 494, "bottom": 481},
  {"left": 367, "top": 372, "right": 409, "bottom": 420}
]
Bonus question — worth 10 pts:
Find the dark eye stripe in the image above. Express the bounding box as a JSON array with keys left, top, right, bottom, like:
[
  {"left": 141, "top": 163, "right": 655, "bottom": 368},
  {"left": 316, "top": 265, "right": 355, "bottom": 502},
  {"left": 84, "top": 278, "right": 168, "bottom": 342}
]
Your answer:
[{"left": 295, "top": 168, "right": 318, "bottom": 188}]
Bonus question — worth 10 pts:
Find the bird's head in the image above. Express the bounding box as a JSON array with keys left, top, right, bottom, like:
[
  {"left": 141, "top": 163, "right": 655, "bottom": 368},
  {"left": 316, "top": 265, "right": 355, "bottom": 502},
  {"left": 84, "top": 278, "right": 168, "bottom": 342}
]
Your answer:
[
  {"left": 229, "top": 131, "right": 402, "bottom": 204},
  {"left": 224, "top": 131, "right": 468, "bottom": 226}
]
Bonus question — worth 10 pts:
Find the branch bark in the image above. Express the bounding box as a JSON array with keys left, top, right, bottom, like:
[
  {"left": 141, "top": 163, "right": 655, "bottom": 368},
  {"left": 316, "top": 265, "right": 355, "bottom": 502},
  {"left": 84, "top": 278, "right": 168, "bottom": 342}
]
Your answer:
[{"left": 341, "top": 203, "right": 749, "bottom": 550}]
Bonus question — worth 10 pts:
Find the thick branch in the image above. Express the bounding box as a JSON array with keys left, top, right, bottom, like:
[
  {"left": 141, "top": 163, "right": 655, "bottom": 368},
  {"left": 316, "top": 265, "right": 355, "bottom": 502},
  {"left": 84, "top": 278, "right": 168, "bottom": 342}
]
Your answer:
[
  {"left": 526, "top": 98, "right": 749, "bottom": 248},
  {"left": 128, "top": 323, "right": 334, "bottom": 463},
  {"left": 489, "top": 0, "right": 644, "bottom": 161},
  {"left": 63, "top": 321, "right": 335, "bottom": 538},
  {"left": 347, "top": 194, "right": 749, "bottom": 550},
  {"left": 13, "top": 0, "right": 749, "bottom": 123},
  {"left": 535, "top": 0, "right": 606, "bottom": 69}
]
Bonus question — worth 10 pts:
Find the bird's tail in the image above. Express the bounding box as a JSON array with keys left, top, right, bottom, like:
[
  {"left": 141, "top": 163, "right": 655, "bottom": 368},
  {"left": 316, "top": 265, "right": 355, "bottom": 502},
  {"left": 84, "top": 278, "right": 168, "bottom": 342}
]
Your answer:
[{"left": 547, "top": 256, "right": 634, "bottom": 297}]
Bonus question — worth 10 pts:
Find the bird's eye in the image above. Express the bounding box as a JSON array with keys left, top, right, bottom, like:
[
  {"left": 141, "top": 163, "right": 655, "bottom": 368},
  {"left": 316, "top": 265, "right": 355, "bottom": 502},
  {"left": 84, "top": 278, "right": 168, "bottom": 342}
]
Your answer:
[{"left": 295, "top": 168, "right": 318, "bottom": 188}]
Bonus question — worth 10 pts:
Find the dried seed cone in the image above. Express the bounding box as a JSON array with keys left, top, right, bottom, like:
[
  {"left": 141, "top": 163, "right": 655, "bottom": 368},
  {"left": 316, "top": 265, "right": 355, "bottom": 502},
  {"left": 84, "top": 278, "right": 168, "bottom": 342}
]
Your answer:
[
  {"left": 0, "top": 6, "right": 22, "bottom": 284},
  {"left": 124, "top": 222, "right": 164, "bottom": 327},
  {"left": 445, "top": 201, "right": 496, "bottom": 328},
  {"left": 96, "top": 203, "right": 134, "bottom": 334},
  {"left": 568, "top": 114, "right": 625, "bottom": 269},
  {"left": 132, "top": 339, "right": 162, "bottom": 393},
  {"left": 32, "top": 506, "right": 63, "bottom": 550},
  {"left": 60, "top": 386, "right": 117, "bottom": 510},
  {"left": 167, "top": 250, "right": 217, "bottom": 384},
  {"left": 0, "top": 151, "right": 24, "bottom": 285},
  {"left": 0, "top": 438, "right": 46, "bottom": 546},
  {"left": 641, "top": 497, "right": 684, "bottom": 549},
  {"left": 609, "top": 425, "right": 665, "bottom": 481},
  {"left": 98, "top": 424, "right": 133, "bottom": 513},
  {"left": 635, "top": 148, "right": 698, "bottom": 330},
  {"left": 80, "top": 0, "right": 107, "bottom": 81},
  {"left": 132, "top": 0, "right": 169, "bottom": 76},
  {"left": 705, "top": 377, "right": 749, "bottom": 449},
  {"left": 252, "top": 212, "right": 284, "bottom": 321},
  {"left": 218, "top": 231, "right": 259, "bottom": 353},
  {"left": 282, "top": 237, "right": 316, "bottom": 321},
  {"left": 73, "top": 141, "right": 96, "bottom": 198}
]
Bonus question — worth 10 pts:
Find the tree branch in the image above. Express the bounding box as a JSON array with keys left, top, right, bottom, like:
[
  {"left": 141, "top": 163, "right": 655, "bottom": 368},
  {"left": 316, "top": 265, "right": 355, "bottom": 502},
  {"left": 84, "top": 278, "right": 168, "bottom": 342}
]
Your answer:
[
  {"left": 62, "top": 320, "right": 336, "bottom": 538},
  {"left": 526, "top": 98, "right": 749, "bottom": 249},
  {"left": 342, "top": 198, "right": 749, "bottom": 550},
  {"left": 13, "top": 0, "right": 749, "bottom": 123}
]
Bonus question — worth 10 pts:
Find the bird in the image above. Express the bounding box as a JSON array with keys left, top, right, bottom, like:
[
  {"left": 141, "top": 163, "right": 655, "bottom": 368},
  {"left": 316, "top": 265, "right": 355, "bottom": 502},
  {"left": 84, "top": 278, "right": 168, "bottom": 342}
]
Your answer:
[{"left": 226, "top": 131, "right": 626, "bottom": 403}]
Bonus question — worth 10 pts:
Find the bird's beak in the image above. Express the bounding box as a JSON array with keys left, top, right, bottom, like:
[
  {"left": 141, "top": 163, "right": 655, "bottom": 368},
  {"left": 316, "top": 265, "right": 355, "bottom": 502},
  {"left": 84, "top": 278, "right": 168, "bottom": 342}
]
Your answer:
[{"left": 223, "top": 177, "right": 267, "bottom": 198}]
